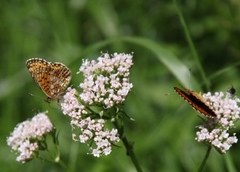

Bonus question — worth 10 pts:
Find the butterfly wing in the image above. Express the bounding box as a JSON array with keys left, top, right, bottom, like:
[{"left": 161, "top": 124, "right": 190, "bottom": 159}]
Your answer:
[
  {"left": 26, "top": 58, "right": 71, "bottom": 101},
  {"left": 48, "top": 62, "right": 71, "bottom": 99},
  {"left": 174, "top": 87, "right": 217, "bottom": 118},
  {"left": 26, "top": 58, "right": 52, "bottom": 96}
]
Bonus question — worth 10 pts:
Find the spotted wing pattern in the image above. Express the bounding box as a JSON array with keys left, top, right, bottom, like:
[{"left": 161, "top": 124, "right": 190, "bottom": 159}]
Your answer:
[
  {"left": 174, "top": 87, "right": 217, "bottom": 118},
  {"left": 26, "top": 58, "right": 71, "bottom": 102}
]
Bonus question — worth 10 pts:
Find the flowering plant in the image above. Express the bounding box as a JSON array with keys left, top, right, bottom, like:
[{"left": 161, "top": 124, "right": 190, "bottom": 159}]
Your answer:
[
  {"left": 7, "top": 52, "right": 142, "bottom": 171},
  {"left": 8, "top": 52, "right": 240, "bottom": 172},
  {"left": 192, "top": 90, "right": 240, "bottom": 171},
  {"left": 7, "top": 112, "right": 56, "bottom": 163},
  {"left": 195, "top": 91, "right": 240, "bottom": 153},
  {"left": 61, "top": 52, "right": 133, "bottom": 157}
]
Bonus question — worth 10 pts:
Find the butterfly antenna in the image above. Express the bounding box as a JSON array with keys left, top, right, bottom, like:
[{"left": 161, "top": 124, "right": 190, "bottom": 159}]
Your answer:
[
  {"left": 30, "top": 107, "right": 41, "bottom": 112},
  {"left": 29, "top": 93, "right": 34, "bottom": 97},
  {"left": 28, "top": 93, "right": 46, "bottom": 100},
  {"left": 165, "top": 93, "right": 171, "bottom": 96},
  {"left": 188, "top": 68, "right": 192, "bottom": 89}
]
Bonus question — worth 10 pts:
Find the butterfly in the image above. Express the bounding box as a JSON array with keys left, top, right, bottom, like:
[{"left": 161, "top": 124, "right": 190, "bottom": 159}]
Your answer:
[
  {"left": 174, "top": 86, "right": 217, "bottom": 118},
  {"left": 26, "top": 58, "right": 71, "bottom": 102}
]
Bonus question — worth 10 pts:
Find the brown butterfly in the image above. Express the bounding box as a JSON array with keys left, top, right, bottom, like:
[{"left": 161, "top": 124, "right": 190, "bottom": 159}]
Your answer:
[
  {"left": 26, "top": 58, "right": 71, "bottom": 102},
  {"left": 174, "top": 86, "right": 217, "bottom": 118}
]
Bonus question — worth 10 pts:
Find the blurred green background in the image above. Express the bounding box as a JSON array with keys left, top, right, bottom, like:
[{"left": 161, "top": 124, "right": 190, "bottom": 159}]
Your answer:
[{"left": 1, "top": 0, "right": 240, "bottom": 171}]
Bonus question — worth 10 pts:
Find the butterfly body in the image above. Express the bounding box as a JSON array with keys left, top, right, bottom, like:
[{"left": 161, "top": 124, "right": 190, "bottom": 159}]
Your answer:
[
  {"left": 26, "top": 58, "right": 71, "bottom": 102},
  {"left": 227, "top": 85, "right": 236, "bottom": 96},
  {"left": 174, "top": 87, "right": 217, "bottom": 118}
]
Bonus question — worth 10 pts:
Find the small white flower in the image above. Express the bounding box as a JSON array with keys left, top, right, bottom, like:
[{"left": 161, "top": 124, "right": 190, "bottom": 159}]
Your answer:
[{"left": 61, "top": 87, "right": 88, "bottom": 119}]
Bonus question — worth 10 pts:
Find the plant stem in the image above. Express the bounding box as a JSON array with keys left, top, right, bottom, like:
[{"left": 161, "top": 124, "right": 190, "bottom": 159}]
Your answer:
[
  {"left": 198, "top": 146, "right": 212, "bottom": 172},
  {"left": 173, "top": 0, "right": 210, "bottom": 90},
  {"left": 113, "top": 121, "right": 143, "bottom": 172},
  {"left": 122, "top": 135, "right": 143, "bottom": 172}
]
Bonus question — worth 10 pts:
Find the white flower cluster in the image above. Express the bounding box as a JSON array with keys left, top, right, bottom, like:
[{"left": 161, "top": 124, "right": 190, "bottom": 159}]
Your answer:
[
  {"left": 7, "top": 112, "right": 54, "bottom": 163},
  {"left": 61, "top": 87, "right": 120, "bottom": 157},
  {"left": 61, "top": 53, "right": 133, "bottom": 157},
  {"left": 72, "top": 117, "right": 120, "bottom": 157},
  {"left": 195, "top": 92, "right": 240, "bottom": 153},
  {"left": 61, "top": 87, "right": 87, "bottom": 119},
  {"left": 79, "top": 53, "right": 133, "bottom": 108}
]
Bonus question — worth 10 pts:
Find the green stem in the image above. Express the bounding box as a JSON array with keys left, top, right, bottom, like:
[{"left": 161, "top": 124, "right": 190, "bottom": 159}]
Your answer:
[
  {"left": 198, "top": 146, "right": 212, "bottom": 172},
  {"left": 47, "top": 143, "right": 71, "bottom": 171},
  {"left": 121, "top": 135, "right": 143, "bottom": 172},
  {"left": 113, "top": 121, "right": 143, "bottom": 172},
  {"left": 173, "top": 0, "right": 210, "bottom": 90}
]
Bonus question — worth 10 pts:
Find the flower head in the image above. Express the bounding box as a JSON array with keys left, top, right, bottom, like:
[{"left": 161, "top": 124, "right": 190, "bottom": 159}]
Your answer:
[
  {"left": 60, "top": 52, "right": 133, "bottom": 157},
  {"left": 195, "top": 91, "right": 240, "bottom": 153},
  {"left": 7, "top": 112, "right": 54, "bottom": 163},
  {"left": 78, "top": 52, "right": 133, "bottom": 108}
]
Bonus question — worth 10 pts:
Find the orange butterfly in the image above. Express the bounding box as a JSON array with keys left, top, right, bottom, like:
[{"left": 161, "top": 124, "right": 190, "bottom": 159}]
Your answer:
[
  {"left": 26, "top": 58, "right": 71, "bottom": 102},
  {"left": 174, "top": 86, "right": 217, "bottom": 118}
]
